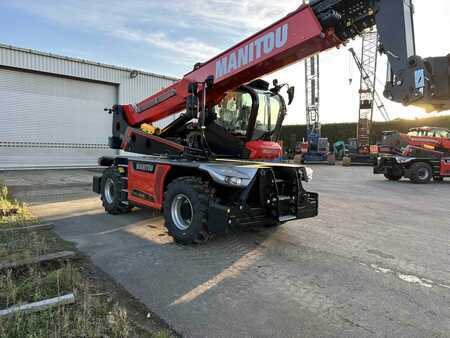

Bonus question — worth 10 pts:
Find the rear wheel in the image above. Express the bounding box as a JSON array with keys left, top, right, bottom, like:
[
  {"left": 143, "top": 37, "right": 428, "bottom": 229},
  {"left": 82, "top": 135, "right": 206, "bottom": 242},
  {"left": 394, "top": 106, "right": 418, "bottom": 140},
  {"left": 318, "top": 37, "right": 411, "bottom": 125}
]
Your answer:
[
  {"left": 101, "top": 168, "right": 131, "bottom": 214},
  {"left": 164, "top": 177, "right": 212, "bottom": 244},
  {"left": 410, "top": 162, "right": 432, "bottom": 184}
]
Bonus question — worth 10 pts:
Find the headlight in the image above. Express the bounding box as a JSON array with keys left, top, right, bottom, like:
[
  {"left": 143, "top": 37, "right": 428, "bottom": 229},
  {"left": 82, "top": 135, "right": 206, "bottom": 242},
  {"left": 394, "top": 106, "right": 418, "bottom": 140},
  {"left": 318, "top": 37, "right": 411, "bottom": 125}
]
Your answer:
[
  {"left": 305, "top": 167, "right": 314, "bottom": 182},
  {"left": 199, "top": 164, "right": 257, "bottom": 187},
  {"left": 224, "top": 176, "right": 242, "bottom": 186}
]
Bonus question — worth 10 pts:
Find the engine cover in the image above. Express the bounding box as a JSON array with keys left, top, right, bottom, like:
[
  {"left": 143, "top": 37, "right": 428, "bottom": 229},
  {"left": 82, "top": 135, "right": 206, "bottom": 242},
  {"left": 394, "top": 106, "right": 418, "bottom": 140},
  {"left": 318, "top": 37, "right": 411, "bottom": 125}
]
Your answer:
[{"left": 245, "top": 140, "right": 283, "bottom": 161}]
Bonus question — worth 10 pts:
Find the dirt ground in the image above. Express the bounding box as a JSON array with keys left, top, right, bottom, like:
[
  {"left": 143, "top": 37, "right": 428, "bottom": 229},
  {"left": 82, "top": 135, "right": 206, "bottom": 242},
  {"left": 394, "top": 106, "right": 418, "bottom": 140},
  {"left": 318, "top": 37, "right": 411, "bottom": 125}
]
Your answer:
[{"left": 2, "top": 166, "right": 450, "bottom": 337}]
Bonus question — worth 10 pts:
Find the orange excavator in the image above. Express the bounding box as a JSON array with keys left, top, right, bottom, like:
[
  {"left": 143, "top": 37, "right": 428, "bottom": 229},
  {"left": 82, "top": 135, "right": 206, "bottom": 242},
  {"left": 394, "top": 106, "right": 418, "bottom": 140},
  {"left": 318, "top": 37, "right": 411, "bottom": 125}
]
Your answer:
[{"left": 93, "top": 0, "right": 450, "bottom": 243}]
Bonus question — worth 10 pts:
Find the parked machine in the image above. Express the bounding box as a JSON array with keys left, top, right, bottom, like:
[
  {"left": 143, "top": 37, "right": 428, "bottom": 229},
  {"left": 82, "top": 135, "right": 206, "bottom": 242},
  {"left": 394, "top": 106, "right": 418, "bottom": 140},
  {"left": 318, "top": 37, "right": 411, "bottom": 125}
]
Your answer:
[
  {"left": 379, "top": 127, "right": 450, "bottom": 154},
  {"left": 342, "top": 31, "right": 390, "bottom": 166},
  {"left": 94, "top": 0, "right": 450, "bottom": 243},
  {"left": 333, "top": 141, "right": 347, "bottom": 161},
  {"left": 374, "top": 127, "right": 450, "bottom": 183},
  {"left": 299, "top": 54, "right": 335, "bottom": 164},
  {"left": 374, "top": 145, "right": 450, "bottom": 183}
]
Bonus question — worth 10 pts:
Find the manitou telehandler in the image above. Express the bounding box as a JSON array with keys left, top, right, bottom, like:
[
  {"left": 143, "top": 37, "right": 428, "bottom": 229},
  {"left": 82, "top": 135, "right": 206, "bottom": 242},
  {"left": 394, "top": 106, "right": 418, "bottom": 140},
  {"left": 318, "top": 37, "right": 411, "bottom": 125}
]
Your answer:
[
  {"left": 374, "top": 127, "right": 450, "bottom": 183},
  {"left": 94, "top": 0, "right": 450, "bottom": 244},
  {"left": 379, "top": 127, "right": 450, "bottom": 155},
  {"left": 374, "top": 145, "right": 450, "bottom": 183}
]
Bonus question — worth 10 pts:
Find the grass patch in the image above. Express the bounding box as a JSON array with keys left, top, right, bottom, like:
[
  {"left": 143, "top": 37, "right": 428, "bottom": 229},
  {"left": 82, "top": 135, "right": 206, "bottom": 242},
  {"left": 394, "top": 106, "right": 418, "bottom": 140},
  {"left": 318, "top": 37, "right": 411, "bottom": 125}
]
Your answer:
[
  {"left": 0, "top": 263, "right": 145, "bottom": 337},
  {"left": 0, "top": 182, "right": 175, "bottom": 337},
  {"left": 0, "top": 231, "right": 50, "bottom": 261},
  {"left": 0, "top": 185, "right": 37, "bottom": 229}
]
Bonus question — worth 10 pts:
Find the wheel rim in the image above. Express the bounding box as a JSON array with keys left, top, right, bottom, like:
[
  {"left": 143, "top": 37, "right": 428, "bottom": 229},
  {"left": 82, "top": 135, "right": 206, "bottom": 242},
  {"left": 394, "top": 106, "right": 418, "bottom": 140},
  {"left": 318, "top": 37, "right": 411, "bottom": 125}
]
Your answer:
[
  {"left": 104, "top": 178, "right": 115, "bottom": 204},
  {"left": 417, "top": 168, "right": 429, "bottom": 181},
  {"left": 171, "top": 194, "right": 193, "bottom": 231}
]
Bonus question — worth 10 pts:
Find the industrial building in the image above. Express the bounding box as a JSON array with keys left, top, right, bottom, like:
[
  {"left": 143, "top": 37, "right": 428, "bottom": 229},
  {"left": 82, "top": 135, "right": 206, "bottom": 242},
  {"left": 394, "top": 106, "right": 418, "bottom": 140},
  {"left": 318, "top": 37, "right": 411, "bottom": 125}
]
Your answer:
[{"left": 0, "top": 43, "right": 177, "bottom": 169}]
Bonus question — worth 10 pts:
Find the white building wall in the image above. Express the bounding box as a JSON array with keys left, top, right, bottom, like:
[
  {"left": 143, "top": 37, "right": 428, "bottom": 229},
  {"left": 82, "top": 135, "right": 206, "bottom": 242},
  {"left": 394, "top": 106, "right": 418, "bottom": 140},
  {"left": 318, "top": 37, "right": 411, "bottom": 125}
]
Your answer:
[
  {"left": 0, "top": 44, "right": 179, "bottom": 169},
  {"left": 0, "top": 43, "right": 177, "bottom": 108}
]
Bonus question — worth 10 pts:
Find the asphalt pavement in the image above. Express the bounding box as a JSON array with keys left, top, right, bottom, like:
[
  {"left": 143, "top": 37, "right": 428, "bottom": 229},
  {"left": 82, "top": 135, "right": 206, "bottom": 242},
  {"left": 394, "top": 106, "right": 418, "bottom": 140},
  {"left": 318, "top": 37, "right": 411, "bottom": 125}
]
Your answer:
[{"left": 3, "top": 166, "right": 450, "bottom": 338}]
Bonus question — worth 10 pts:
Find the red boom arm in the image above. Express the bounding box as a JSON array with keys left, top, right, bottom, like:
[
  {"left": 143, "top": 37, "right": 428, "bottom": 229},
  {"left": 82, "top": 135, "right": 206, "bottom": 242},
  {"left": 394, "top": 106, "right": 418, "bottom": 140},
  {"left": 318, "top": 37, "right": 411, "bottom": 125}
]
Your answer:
[{"left": 122, "top": 5, "right": 342, "bottom": 127}]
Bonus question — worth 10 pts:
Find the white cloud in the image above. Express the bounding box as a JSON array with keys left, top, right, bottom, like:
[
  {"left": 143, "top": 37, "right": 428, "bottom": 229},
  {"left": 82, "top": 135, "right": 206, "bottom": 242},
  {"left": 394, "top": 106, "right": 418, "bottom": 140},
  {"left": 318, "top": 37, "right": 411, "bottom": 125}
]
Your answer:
[
  {"left": 9, "top": 0, "right": 296, "bottom": 66},
  {"left": 8, "top": 0, "right": 450, "bottom": 122}
]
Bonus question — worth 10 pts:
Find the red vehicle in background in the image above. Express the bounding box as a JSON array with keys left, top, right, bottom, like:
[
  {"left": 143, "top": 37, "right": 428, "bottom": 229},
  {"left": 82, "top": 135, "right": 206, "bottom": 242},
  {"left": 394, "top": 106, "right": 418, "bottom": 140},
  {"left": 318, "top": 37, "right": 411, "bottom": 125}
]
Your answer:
[
  {"left": 379, "top": 127, "right": 450, "bottom": 155},
  {"left": 375, "top": 127, "right": 450, "bottom": 183},
  {"left": 374, "top": 145, "right": 450, "bottom": 184}
]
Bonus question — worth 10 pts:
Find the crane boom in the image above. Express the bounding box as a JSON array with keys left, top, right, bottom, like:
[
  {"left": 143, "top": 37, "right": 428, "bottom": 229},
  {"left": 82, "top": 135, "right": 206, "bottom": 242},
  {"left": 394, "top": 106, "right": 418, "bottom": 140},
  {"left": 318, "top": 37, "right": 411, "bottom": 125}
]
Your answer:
[
  {"left": 111, "top": 0, "right": 450, "bottom": 153},
  {"left": 121, "top": 5, "right": 338, "bottom": 127}
]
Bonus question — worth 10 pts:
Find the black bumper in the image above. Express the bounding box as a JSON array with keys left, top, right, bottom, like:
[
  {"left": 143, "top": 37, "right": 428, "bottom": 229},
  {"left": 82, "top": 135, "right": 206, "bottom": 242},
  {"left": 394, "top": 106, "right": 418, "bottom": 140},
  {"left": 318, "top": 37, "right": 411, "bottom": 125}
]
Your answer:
[
  {"left": 373, "top": 157, "right": 395, "bottom": 175},
  {"left": 298, "top": 192, "right": 319, "bottom": 219},
  {"left": 207, "top": 191, "right": 319, "bottom": 235}
]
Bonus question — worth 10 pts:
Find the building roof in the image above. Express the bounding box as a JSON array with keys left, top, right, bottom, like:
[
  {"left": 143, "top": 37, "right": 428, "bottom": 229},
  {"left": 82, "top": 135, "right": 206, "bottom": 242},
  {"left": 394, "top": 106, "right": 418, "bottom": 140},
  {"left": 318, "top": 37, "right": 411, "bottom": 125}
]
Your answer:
[{"left": 0, "top": 43, "right": 179, "bottom": 82}]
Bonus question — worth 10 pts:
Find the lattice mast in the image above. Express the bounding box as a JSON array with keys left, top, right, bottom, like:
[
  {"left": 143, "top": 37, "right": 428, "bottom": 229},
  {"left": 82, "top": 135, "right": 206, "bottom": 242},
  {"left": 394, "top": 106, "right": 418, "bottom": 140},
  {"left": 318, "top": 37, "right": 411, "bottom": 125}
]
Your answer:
[
  {"left": 352, "top": 30, "right": 389, "bottom": 152},
  {"left": 305, "top": 55, "right": 320, "bottom": 145}
]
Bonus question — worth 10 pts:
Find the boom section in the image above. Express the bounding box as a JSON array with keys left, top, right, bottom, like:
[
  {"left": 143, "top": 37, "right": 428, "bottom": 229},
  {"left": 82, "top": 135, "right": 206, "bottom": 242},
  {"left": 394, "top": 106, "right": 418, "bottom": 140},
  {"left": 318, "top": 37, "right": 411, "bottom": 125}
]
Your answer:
[{"left": 122, "top": 5, "right": 343, "bottom": 127}]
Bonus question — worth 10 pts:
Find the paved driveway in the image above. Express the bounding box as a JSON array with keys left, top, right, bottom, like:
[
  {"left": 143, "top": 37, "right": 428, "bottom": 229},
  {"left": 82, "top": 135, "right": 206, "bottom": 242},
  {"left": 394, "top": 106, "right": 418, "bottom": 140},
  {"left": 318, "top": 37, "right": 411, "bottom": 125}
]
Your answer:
[{"left": 4, "top": 167, "right": 450, "bottom": 337}]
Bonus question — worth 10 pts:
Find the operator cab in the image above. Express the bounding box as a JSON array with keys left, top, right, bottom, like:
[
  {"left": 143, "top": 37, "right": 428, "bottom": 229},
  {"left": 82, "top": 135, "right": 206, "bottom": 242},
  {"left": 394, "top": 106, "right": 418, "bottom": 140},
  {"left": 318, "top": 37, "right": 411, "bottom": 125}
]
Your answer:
[{"left": 205, "top": 79, "right": 293, "bottom": 160}]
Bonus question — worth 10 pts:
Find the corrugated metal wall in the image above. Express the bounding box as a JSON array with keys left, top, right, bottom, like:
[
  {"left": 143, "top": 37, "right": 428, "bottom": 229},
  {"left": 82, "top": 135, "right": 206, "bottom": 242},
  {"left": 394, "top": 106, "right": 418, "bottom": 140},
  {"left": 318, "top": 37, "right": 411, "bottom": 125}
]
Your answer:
[
  {"left": 0, "top": 44, "right": 179, "bottom": 169},
  {"left": 0, "top": 43, "right": 177, "bottom": 107}
]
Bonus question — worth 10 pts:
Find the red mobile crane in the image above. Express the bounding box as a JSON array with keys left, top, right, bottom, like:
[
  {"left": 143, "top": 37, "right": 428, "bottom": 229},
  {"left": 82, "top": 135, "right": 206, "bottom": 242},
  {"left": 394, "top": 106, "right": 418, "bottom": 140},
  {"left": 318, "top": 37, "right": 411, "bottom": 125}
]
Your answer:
[{"left": 94, "top": 0, "right": 450, "bottom": 243}]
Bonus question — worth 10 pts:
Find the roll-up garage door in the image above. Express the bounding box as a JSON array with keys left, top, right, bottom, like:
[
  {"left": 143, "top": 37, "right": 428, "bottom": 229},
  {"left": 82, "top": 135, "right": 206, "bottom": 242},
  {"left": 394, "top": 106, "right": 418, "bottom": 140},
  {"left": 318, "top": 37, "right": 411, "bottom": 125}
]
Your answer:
[{"left": 0, "top": 68, "right": 118, "bottom": 169}]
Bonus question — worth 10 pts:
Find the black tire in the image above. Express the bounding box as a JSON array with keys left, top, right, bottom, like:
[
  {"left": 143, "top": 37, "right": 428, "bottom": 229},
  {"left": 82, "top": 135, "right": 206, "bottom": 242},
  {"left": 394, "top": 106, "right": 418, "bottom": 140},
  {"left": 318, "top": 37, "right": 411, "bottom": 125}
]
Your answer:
[
  {"left": 384, "top": 172, "right": 402, "bottom": 181},
  {"left": 163, "top": 177, "right": 212, "bottom": 244},
  {"left": 433, "top": 176, "right": 444, "bottom": 182},
  {"left": 410, "top": 162, "right": 432, "bottom": 184},
  {"left": 101, "top": 167, "right": 131, "bottom": 214}
]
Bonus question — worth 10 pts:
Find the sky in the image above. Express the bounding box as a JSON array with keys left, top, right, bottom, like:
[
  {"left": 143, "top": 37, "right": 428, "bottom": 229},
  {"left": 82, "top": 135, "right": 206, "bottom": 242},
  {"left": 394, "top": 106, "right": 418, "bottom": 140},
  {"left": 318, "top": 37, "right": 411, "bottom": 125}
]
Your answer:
[{"left": 1, "top": 0, "right": 449, "bottom": 125}]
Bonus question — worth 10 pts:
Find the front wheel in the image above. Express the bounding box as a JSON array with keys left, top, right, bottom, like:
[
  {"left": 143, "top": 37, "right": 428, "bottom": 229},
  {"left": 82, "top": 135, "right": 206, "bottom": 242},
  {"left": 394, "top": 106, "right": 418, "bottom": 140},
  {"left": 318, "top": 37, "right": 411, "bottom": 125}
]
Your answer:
[
  {"left": 410, "top": 162, "right": 432, "bottom": 184},
  {"left": 163, "top": 177, "right": 212, "bottom": 244},
  {"left": 101, "top": 168, "right": 131, "bottom": 214}
]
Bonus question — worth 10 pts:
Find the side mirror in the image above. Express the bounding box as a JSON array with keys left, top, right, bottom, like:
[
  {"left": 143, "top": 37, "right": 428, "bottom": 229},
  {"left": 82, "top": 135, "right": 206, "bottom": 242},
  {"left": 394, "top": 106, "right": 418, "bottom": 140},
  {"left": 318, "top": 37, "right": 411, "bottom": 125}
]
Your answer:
[
  {"left": 273, "top": 79, "right": 279, "bottom": 87},
  {"left": 287, "top": 86, "right": 295, "bottom": 105}
]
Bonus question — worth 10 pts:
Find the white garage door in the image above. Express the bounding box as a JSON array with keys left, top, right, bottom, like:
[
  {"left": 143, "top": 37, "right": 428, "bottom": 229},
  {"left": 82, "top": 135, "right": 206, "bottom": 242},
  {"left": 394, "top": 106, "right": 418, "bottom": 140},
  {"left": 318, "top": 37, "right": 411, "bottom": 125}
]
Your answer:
[{"left": 0, "top": 68, "right": 117, "bottom": 169}]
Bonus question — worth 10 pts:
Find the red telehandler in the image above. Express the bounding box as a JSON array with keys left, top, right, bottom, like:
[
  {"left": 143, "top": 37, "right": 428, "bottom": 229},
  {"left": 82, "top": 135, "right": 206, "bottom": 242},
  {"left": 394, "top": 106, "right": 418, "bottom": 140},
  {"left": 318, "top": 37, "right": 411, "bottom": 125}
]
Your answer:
[
  {"left": 93, "top": 0, "right": 450, "bottom": 243},
  {"left": 379, "top": 127, "right": 450, "bottom": 155},
  {"left": 374, "top": 127, "right": 450, "bottom": 183}
]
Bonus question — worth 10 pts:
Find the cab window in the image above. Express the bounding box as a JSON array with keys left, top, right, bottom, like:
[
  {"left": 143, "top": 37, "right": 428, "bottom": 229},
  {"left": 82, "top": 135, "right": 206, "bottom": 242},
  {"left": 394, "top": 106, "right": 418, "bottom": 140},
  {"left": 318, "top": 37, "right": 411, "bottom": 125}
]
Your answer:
[
  {"left": 253, "top": 94, "right": 282, "bottom": 139},
  {"left": 214, "top": 91, "right": 252, "bottom": 136},
  {"left": 437, "top": 130, "right": 448, "bottom": 138}
]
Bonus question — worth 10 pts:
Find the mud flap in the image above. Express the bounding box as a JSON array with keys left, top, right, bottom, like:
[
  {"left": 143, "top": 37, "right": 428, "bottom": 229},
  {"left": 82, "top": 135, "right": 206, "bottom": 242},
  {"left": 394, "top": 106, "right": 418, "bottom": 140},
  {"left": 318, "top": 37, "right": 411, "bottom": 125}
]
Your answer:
[
  {"left": 93, "top": 176, "right": 102, "bottom": 194},
  {"left": 207, "top": 202, "right": 229, "bottom": 235}
]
